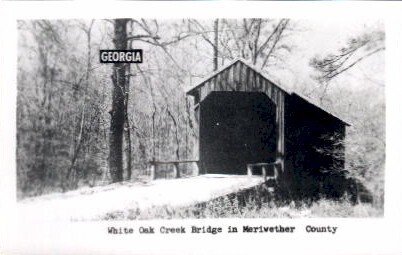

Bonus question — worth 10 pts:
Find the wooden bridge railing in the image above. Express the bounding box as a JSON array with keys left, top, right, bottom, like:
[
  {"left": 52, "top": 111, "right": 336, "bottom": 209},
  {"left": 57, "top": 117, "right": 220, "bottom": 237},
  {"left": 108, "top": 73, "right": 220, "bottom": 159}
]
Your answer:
[
  {"left": 246, "top": 161, "right": 279, "bottom": 182},
  {"left": 148, "top": 160, "right": 199, "bottom": 180},
  {"left": 147, "top": 160, "right": 280, "bottom": 182}
]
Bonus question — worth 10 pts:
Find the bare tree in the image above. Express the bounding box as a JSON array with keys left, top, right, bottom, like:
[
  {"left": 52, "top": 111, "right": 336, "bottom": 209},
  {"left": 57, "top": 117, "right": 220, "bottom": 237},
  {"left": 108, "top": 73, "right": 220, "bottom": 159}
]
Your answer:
[
  {"left": 187, "top": 19, "right": 292, "bottom": 71},
  {"left": 109, "top": 19, "right": 129, "bottom": 183},
  {"left": 65, "top": 20, "right": 95, "bottom": 189},
  {"left": 310, "top": 29, "right": 385, "bottom": 84},
  {"left": 213, "top": 19, "right": 219, "bottom": 70}
]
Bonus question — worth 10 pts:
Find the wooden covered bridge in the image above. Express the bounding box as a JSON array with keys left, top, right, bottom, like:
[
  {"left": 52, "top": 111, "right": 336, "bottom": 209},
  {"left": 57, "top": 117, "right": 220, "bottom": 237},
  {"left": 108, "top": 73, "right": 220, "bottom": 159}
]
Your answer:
[
  {"left": 148, "top": 58, "right": 349, "bottom": 198},
  {"left": 185, "top": 58, "right": 349, "bottom": 197}
]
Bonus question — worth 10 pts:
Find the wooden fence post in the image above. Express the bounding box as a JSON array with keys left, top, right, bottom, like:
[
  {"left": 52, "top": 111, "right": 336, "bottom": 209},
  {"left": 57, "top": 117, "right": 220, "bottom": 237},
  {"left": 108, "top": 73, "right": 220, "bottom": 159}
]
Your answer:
[
  {"left": 274, "top": 161, "right": 280, "bottom": 180},
  {"left": 194, "top": 161, "right": 200, "bottom": 176},
  {"left": 261, "top": 165, "right": 267, "bottom": 181},
  {"left": 149, "top": 163, "right": 156, "bottom": 180},
  {"left": 247, "top": 164, "right": 252, "bottom": 176},
  {"left": 173, "top": 162, "right": 180, "bottom": 178}
]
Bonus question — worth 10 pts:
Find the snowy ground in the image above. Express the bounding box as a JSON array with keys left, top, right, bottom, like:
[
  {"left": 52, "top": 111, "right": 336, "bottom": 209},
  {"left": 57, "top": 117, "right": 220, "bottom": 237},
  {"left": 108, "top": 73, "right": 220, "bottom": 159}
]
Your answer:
[{"left": 17, "top": 174, "right": 264, "bottom": 221}]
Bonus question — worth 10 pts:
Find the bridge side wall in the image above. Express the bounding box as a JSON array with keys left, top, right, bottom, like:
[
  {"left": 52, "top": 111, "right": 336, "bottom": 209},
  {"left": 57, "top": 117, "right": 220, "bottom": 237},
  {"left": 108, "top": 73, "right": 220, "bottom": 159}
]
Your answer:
[{"left": 284, "top": 94, "right": 347, "bottom": 199}]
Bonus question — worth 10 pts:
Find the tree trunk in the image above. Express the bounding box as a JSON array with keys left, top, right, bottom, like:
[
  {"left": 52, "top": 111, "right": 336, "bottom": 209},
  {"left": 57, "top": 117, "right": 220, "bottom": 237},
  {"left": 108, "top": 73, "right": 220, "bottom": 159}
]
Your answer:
[
  {"left": 65, "top": 21, "right": 93, "bottom": 190},
  {"left": 213, "top": 19, "right": 219, "bottom": 71},
  {"left": 125, "top": 63, "right": 132, "bottom": 181},
  {"left": 109, "top": 19, "right": 128, "bottom": 183},
  {"left": 167, "top": 107, "right": 180, "bottom": 161},
  {"left": 185, "top": 97, "right": 189, "bottom": 159}
]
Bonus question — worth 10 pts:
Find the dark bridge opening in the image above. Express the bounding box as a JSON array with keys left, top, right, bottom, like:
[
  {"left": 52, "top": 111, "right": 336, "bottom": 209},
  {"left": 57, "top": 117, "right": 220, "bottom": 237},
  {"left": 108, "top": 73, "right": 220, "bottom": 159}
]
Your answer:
[{"left": 200, "top": 91, "right": 277, "bottom": 175}]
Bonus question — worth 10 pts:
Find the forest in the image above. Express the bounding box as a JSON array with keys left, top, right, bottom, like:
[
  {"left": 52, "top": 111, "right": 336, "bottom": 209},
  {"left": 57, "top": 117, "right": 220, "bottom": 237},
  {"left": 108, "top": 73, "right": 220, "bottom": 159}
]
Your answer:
[{"left": 17, "top": 18, "right": 385, "bottom": 215}]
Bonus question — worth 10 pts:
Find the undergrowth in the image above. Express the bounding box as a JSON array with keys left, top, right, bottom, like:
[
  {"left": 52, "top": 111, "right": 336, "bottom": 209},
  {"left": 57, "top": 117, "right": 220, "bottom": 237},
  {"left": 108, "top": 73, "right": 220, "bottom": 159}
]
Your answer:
[{"left": 100, "top": 189, "right": 383, "bottom": 220}]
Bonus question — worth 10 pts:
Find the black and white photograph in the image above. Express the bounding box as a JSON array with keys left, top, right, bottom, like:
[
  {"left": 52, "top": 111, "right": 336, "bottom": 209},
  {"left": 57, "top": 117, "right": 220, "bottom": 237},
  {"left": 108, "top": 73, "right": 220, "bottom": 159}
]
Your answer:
[
  {"left": 3, "top": 1, "right": 402, "bottom": 254},
  {"left": 15, "top": 17, "right": 385, "bottom": 221}
]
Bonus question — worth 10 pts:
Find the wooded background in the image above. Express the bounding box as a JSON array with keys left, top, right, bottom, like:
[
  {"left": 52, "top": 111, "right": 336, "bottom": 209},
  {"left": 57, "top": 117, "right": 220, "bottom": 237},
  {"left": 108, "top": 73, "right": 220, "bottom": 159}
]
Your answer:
[{"left": 17, "top": 19, "right": 385, "bottom": 208}]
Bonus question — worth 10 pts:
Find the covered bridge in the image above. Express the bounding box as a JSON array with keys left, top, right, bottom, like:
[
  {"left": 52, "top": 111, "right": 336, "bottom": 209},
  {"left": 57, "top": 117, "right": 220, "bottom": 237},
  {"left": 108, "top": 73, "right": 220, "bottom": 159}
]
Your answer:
[{"left": 186, "top": 58, "right": 349, "bottom": 196}]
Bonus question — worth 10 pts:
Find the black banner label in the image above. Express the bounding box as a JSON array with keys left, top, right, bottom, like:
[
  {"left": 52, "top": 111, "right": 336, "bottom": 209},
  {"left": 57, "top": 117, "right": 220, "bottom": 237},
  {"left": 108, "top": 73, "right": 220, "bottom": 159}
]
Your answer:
[{"left": 99, "top": 50, "right": 143, "bottom": 63}]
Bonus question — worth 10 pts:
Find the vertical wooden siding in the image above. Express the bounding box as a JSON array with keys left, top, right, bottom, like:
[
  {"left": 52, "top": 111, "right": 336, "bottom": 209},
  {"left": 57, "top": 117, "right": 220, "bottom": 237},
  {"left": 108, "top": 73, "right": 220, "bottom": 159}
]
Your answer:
[{"left": 193, "top": 61, "right": 286, "bottom": 170}]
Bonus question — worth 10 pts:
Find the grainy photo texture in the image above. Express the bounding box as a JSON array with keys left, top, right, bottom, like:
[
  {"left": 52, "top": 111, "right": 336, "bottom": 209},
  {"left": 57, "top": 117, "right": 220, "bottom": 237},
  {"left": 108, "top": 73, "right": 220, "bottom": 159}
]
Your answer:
[{"left": 16, "top": 19, "right": 385, "bottom": 220}]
